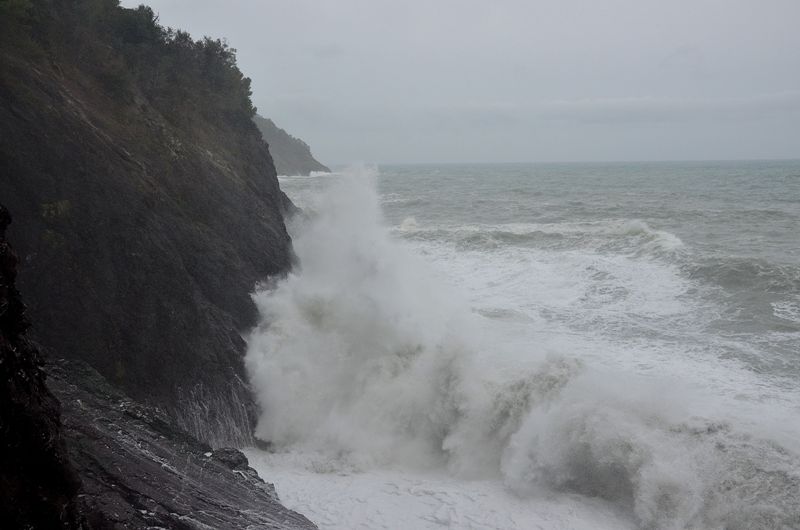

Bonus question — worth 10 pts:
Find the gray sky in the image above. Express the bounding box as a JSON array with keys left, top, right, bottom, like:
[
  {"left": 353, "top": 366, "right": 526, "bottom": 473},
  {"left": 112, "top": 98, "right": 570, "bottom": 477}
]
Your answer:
[{"left": 122, "top": 0, "right": 800, "bottom": 164}]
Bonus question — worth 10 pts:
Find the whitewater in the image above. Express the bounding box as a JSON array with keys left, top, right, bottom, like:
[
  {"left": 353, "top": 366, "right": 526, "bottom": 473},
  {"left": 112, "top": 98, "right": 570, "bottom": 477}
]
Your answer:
[{"left": 245, "top": 163, "right": 800, "bottom": 529}]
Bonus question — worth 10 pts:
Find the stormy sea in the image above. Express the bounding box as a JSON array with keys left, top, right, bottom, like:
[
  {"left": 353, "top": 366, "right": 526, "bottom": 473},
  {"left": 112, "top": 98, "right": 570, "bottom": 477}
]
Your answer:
[{"left": 244, "top": 161, "right": 800, "bottom": 529}]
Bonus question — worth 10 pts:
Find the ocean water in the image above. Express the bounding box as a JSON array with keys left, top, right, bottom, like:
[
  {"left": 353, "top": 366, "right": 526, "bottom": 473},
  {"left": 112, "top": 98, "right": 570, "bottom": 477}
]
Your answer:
[{"left": 245, "top": 161, "right": 800, "bottom": 529}]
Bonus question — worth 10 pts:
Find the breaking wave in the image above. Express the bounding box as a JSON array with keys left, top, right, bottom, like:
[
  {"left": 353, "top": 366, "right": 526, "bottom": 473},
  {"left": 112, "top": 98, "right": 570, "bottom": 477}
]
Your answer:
[
  {"left": 246, "top": 168, "right": 800, "bottom": 529},
  {"left": 395, "top": 218, "right": 684, "bottom": 257}
]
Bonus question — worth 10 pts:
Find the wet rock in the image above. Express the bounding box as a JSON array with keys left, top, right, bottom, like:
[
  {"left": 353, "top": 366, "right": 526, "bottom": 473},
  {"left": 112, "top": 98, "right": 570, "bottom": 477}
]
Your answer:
[
  {"left": 48, "top": 359, "right": 316, "bottom": 530},
  {"left": 212, "top": 447, "right": 251, "bottom": 471}
]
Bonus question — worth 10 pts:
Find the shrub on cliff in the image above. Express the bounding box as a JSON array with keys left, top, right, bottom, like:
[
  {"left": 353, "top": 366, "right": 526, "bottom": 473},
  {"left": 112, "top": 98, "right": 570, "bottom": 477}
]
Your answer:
[{"left": 2, "top": 0, "right": 256, "bottom": 125}]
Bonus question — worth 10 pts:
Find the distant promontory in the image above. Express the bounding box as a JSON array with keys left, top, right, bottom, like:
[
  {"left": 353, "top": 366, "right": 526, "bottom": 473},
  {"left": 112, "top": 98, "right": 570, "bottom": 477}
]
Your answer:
[{"left": 254, "top": 115, "right": 330, "bottom": 175}]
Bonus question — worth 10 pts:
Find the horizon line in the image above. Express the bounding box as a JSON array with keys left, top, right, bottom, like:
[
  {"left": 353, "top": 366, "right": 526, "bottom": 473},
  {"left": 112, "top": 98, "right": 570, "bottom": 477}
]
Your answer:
[{"left": 323, "top": 157, "right": 800, "bottom": 167}]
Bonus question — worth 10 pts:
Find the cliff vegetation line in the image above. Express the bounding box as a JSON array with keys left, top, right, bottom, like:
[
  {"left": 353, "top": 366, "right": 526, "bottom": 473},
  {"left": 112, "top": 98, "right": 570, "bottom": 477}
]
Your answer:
[{"left": 2, "top": 0, "right": 256, "bottom": 124}]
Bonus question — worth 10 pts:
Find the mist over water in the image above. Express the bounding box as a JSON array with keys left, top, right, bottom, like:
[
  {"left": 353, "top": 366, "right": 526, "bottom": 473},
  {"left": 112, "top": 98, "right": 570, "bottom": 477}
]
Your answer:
[{"left": 246, "top": 163, "right": 800, "bottom": 529}]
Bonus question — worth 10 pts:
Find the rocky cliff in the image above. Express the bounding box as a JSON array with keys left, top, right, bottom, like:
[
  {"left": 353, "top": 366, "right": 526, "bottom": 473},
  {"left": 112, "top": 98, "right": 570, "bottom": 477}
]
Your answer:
[
  {"left": 0, "top": 1, "right": 293, "bottom": 446},
  {"left": 50, "top": 358, "right": 316, "bottom": 529},
  {"left": 1, "top": 206, "right": 316, "bottom": 529},
  {"left": 0, "top": 206, "right": 82, "bottom": 529},
  {"left": 254, "top": 115, "right": 330, "bottom": 176}
]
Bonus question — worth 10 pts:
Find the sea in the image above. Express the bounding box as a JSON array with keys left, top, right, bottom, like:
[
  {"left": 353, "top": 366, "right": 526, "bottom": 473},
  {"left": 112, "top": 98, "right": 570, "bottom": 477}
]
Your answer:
[{"left": 244, "top": 161, "right": 800, "bottom": 529}]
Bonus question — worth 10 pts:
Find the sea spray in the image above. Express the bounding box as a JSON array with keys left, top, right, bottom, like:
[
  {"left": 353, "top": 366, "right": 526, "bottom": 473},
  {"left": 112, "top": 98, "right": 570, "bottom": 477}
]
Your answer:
[
  {"left": 247, "top": 167, "right": 800, "bottom": 529},
  {"left": 247, "top": 166, "right": 475, "bottom": 468}
]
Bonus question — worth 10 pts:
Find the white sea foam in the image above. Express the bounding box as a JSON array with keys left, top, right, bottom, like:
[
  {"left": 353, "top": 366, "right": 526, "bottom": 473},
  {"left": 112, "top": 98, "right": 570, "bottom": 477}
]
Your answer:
[
  {"left": 245, "top": 448, "right": 634, "bottom": 530},
  {"left": 246, "top": 167, "right": 800, "bottom": 529},
  {"left": 393, "top": 219, "right": 685, "bottom": 260}
]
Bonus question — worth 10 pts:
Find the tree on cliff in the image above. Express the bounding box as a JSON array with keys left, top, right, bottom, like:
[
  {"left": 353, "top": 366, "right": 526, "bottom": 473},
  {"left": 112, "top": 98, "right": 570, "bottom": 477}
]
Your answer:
[{"left": 2, "top": 0, "right": 256, "bottom": 124}]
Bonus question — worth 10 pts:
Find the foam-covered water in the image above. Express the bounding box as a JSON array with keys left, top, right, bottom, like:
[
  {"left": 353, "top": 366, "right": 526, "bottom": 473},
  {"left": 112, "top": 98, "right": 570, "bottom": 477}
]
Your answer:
[{"left": 246, "top": 162, "right": 800, "bottom": 529}]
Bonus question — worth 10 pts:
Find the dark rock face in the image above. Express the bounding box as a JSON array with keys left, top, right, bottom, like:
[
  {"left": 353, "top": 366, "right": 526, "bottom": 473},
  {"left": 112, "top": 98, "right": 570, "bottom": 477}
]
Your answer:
[
  {"left": 2, "top": 4, "right": 320, "bottom": 528},
  {"left": 48, "top": 359, "right": 317, "bottom": 530},
  {"left": 254, "top": 115, "right": 330, "bottom": 176},
  {"left": 1, "top": 206, "right": 315, "bottom": 528},
  {"left": 0, "top": 10, "right": 294, "bottom": 446},
  {"left": 0, "top": 206, "right": 82, "bottom": 529}
]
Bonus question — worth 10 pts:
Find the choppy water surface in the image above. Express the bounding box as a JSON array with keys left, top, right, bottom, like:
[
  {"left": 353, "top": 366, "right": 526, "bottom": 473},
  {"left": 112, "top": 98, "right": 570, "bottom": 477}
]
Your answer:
[{"left": 247, "top": 161, "right": 800, "bottom": 529}]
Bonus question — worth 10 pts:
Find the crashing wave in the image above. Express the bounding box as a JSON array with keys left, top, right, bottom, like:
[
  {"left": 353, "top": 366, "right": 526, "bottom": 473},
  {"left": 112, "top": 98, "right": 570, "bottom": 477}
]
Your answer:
[{"left": 246, "top": 168, "right": 800, "bottom": 529}]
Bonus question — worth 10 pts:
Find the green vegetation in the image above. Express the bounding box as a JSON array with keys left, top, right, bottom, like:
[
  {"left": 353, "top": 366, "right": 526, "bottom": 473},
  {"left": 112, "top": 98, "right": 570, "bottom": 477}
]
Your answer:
[
  {"left": 0, "top": 0, "right": 32, "bottom": 19},
  {"left": 41, "top": 199, "right": 72, "bottom": 219},
  {"left": 0, "top": 0, "right": 37, "bottom": 53},
  {"left": 1, "top": 0, "right": 256, "bottom": 125}
]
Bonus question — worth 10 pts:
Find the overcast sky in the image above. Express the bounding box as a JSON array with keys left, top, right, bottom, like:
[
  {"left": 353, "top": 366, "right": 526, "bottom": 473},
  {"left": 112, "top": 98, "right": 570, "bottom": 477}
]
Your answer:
[{"left": 122, "top": 0, "right": 800, "bottom": 164}]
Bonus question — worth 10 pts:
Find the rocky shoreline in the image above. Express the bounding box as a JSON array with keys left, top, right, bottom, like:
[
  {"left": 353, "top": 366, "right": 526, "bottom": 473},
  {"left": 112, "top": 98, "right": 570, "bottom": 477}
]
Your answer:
[{"left": 50, "top": 358, "right": 316, "bottom": 529}]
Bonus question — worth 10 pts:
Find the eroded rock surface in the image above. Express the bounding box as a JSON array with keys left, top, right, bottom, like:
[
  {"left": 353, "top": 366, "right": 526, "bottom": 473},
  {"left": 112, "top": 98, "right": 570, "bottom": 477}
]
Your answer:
[{"left": 49, "top": 359, "right": 317, "bottom": 530}]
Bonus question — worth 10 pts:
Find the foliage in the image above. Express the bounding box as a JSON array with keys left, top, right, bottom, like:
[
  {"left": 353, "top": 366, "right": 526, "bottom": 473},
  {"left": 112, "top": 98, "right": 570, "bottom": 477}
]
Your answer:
[
  {"left": 1, "top": 0, "right": 257, "bottom": 125},
  {"left": 0, "top": 0, "right": 32, "bottom": 18},
  {"left": 0, "top": 0, "right": 35, "bottom": 49}
]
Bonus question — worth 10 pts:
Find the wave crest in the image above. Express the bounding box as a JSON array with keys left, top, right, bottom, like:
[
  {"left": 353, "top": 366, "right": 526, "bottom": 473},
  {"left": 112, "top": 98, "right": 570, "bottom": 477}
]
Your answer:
[{"left": 395, "top": 219, "right": 684, "bottom": 256}]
